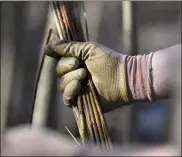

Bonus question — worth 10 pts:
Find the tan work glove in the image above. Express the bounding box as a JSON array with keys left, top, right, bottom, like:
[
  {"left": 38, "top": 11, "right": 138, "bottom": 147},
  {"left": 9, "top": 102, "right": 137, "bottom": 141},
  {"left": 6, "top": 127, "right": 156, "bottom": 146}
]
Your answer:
[{"left": 45, "top": 41, "right": 129, "bottom": 112}]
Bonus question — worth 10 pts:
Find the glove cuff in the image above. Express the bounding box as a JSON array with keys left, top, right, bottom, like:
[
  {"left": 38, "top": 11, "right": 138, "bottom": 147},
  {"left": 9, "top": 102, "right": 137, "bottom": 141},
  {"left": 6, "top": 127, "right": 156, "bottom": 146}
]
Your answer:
[{"left": 125, "top": 52, "right": 155, "bottom": 103}]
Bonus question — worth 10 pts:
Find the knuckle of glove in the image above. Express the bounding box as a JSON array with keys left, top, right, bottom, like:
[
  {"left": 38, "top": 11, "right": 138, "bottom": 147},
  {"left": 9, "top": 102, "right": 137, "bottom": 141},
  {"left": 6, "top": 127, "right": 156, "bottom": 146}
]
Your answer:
[
  {"left": 59, "top": 68, "right": 86, "bottom": 92},
  {"left": 44, "top": 42, "right": 60, "bottom": 58},
  {"left": 56, "top": 57, "right": 80, "bottom": 75}
]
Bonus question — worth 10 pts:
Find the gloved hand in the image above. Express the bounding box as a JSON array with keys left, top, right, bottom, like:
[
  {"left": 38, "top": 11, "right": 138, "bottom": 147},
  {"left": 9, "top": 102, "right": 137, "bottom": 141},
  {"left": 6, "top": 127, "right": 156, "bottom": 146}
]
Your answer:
[{"left": 45, "top": 41, "right": 129, "bottom": 112}]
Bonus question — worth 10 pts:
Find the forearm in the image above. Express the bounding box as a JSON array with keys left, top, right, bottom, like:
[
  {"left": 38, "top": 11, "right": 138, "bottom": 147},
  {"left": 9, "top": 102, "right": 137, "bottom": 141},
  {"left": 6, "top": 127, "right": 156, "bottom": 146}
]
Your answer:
[
  {"left": 152, "top": 44, "right": 181, "bottom": 99},
  {"left": 125, "top": 44, "right": 181, "bottom": 103}
]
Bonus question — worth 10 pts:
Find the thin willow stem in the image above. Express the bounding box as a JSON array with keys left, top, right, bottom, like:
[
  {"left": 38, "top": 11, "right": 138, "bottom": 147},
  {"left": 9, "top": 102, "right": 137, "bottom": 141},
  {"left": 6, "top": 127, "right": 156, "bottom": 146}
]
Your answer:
[
  {"left": 52, "top": 2, "right": 66, "bottom": 40},
  {"left": 65, "top": 126, "right": 81, "bottom": 147},
  {"left": 84, "top": 85, "right": 100, "bottom": 146},
  {"left": 58, "top": 2, "right": 71, "bottom": 40},
  {"left": 81, "top": 87, "right": 94, "bottom": 143},
  {"left": 62, "top": 2, "right": 79, "bottom": 41},
  {"left": 88, "top": 79, "right": 113, "bottom": 150},
  {"left": 77, "top": 96, "right": 87, "bottom": 145},
  {"left": 88, "top": 85, "right": 106, "bottom": 151},
  {"left": 72, "top": 106, "right": 82, "bottom": 138}
]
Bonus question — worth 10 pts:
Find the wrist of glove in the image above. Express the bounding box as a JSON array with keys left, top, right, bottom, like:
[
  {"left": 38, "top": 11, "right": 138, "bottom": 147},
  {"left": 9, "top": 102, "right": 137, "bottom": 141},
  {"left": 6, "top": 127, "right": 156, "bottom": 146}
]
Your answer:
[{"left": 45, "top": 41, "right": 154, "bottom": 112}]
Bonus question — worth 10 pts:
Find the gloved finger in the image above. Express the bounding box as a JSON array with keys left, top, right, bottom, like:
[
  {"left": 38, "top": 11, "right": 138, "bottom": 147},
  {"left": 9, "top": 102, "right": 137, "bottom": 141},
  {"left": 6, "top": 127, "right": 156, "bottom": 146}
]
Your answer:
[
  {"left": 59, "top": 68, "right": 86, "bottom": 92},
  {"left": 63, "top": 80, "right": 81, "bottom": 106},
  {"left": 56, "top": 57, "right": 80, "bottom": 76},
  {"left": 44, "top": 40, "right": 97, "bottom": 60}
]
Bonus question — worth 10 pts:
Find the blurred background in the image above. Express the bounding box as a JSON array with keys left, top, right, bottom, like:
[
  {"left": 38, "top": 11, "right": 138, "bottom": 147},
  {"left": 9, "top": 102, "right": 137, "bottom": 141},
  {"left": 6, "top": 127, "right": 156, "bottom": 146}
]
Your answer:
[{"left": 1, "top": 1, "right": 181, "bottom": 148}]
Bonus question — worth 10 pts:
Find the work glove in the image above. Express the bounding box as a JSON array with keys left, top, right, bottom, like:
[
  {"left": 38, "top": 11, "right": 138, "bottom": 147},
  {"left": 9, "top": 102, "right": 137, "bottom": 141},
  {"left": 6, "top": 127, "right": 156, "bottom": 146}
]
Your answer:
[{"left": 45, "top": 41, "right": 129, "bottom": 112}]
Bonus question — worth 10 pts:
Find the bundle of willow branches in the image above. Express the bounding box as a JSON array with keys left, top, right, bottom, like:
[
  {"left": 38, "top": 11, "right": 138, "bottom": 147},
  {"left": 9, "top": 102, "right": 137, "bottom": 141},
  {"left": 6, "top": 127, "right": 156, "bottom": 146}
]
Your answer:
[{"left": 51, "top": 1, "right": 112, "bottom": 151}]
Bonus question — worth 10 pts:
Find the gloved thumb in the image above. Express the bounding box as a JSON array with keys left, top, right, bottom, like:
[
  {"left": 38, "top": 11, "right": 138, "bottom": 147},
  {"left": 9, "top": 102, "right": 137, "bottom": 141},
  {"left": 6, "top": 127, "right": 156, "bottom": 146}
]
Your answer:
[{"left": 44, "top": 40, "right": 95, "bottom": 60}]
